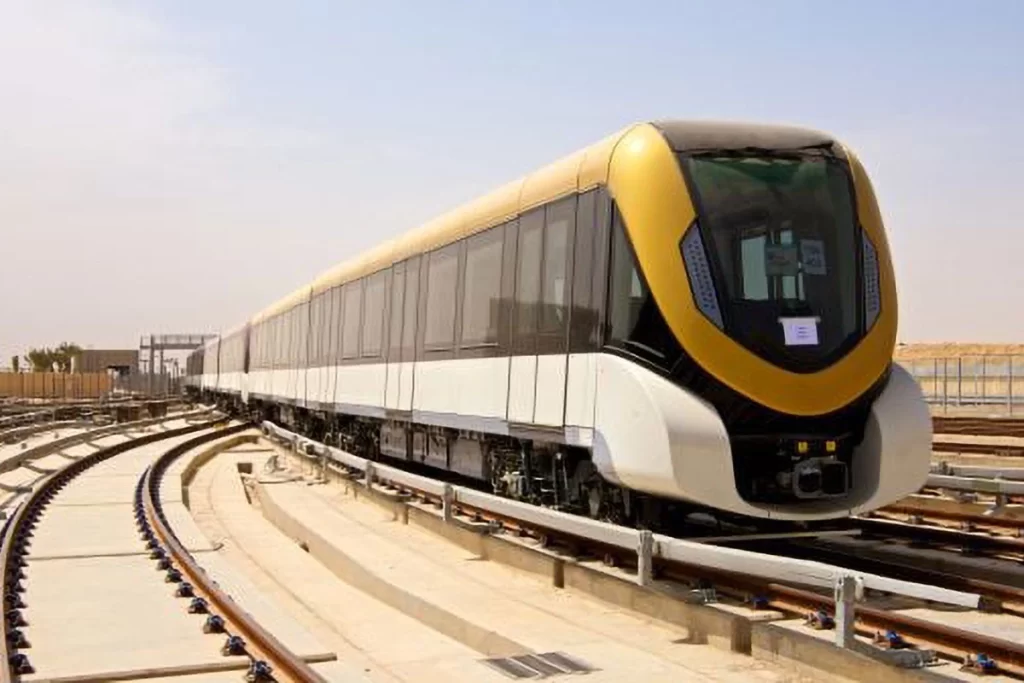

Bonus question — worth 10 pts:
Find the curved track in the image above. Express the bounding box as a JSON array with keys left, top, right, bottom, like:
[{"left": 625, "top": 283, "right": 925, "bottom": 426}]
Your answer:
[{"left": 0, "top": 415, "right": 328, "bottom": 683}]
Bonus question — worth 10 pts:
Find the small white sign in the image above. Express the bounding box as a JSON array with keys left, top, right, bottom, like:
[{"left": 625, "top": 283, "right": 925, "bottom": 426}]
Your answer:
[
  {"left": 800, "top": 239, "right": 827, "bottom": 275},
  {"left": 780, "top": 317, "right": 820, "bottom": 346}
]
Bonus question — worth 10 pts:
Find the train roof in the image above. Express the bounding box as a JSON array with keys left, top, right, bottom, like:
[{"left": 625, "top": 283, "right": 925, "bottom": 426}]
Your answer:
[
  {"left": 247, "top": 119, "right": 836, "bottom": 322},
  {"left": 651, "top": 120, "right": 835, "bottom": 153}
]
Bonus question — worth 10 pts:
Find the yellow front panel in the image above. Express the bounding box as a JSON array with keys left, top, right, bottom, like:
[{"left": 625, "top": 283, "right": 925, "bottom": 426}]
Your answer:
[{"left": 607, "top": 124, "right": 897, "bottom": 416}]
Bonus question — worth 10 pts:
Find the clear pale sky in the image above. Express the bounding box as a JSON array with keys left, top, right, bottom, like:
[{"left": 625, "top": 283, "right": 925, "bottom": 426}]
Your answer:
[{"left": 1, "top": 1, "right": 1022, "bottom": 364}]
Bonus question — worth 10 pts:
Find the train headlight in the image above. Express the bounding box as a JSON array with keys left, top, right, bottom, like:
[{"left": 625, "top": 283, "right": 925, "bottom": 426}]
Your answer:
[
  {"left": 862, "top": 231, "right": 880, "bottom": 331},
  {"left": 680, "top": 222, "right": 724, "bottom": 330}
]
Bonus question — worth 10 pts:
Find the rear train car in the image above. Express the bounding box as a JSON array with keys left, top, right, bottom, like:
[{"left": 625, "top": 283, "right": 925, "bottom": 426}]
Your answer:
[{"left": 187, "top": 120, "right": 931, "bottom": 524}]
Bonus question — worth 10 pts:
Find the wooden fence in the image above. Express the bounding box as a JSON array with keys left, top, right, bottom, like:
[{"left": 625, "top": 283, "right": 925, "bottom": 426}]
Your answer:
[{"left": 0, "top": 372, "right": 113, "bottom": 399}]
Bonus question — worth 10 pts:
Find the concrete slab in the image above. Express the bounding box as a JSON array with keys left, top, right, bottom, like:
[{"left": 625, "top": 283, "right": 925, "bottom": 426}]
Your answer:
[
  {"left": 22, "top": 555, "right": 250, "bottom": 682},
  {"left": 48, "top": 474, "right": 142, "bottom": 506},
  {"left": 0, "top": 468, "right": 42, "bottom": 491},
  {"left": 28, "top": 432, "right": 223, "bottom": 558},
  {"left": 160, "top": 501, "right": 221, "bottom": 552},
  {"left": 191, "top": 551, "right": 335, "bottom": 661},
  {"left": 0, "top": 428, "right": 87, "bottom": 460},
  {"left": 186, "top": 447, "right": 522, "bottom": 683},
  {"left": 28, "top": 501, "right": 212, "bottom": 558},
  {"left": 254, "top": 459, "right": 819, "bottom": 683}
]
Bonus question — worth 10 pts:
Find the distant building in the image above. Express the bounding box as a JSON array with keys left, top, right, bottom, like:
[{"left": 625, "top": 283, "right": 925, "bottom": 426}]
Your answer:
[{"left": 73, "top": 349, "right": 138, "bottom": 375}]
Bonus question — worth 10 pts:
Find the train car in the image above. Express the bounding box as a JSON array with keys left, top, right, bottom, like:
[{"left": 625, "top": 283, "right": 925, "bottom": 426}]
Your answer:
[
  {"left": 199, "top": 336, "right": 220, "bottom": 400},
  {"left": 189, "top": 120, "right": 931, "bottom": 525},
  {"left": 184, "top": 345, "right": 204, "bottom": 396},
  {"left": 216, "top": 324, "right": 249, "bottom": 402}
]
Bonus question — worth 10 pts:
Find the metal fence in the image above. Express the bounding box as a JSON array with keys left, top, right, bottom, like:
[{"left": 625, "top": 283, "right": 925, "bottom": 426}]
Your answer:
[
  {"left": 901, "top": 355, "right": 1024, "bottom": 415},
  {"left": 0, "top": 372, "right": 113, "bottom": 399},
  {"left": 111, "top": 373, "right": 183, "bottom": 398}
]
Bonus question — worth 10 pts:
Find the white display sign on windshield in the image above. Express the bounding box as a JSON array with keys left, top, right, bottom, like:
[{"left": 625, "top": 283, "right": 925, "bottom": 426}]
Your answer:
[{"left": 780, "top": 316, "right": 820, "bottom": 346}]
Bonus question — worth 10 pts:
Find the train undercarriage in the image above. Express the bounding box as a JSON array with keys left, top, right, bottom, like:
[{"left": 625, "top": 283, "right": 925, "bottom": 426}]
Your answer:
[{"left": 196, "top": 388, "right": 855, "bottom": 536}]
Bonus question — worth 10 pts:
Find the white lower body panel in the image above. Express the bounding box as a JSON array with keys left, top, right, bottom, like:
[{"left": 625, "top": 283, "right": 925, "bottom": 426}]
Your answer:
[
  {"left": 591, "top": 355, "right": 931, "bottom": 521},
  {"left": 335, "top": 364, "right": 387, "bottom": 412}
]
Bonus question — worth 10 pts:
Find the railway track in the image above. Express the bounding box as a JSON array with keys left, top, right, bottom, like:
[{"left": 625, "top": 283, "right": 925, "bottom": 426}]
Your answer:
[
  {"left": 267, "top": 421, "right": 1024, "bottom": 679},
  {"left": 0, "top": 415, "right": 329, "bottom": 683},
  {"left": 933, "top": 415, "right": 1024, "bottom": 438}
]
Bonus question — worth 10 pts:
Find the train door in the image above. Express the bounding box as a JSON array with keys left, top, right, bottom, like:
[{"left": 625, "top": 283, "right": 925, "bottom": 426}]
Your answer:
[
  {"left": 384, "top": 261, "right": 406, "bottom": 409},
  {"left": 241, "top": 325, "right": 250, "bottom": 403},
  {"left": 507, "top": 199, "right": 574, "bottom": 427},
  {"left": 397, "top": 256, "right": 421, "bottom": 411}
]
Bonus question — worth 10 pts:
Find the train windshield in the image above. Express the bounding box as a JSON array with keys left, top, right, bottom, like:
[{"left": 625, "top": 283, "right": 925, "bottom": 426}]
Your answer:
[{"left": 682, "top": 152, "right": 861, "bottom": 372}]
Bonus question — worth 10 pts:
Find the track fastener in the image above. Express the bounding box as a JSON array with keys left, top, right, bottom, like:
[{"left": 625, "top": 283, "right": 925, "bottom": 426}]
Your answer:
[
  {"left": 203, "top": 614, "right": 226, "bottom": 633},
  {"left": 221, "top": 634, "right": 247, "bottom": 656},
  {"left": 961, "top": 653, "right": 997, "bottom": 674},
  {"left": 8, "top": 652, "right": 34, "bottom": 674},
  {"left": 245, "top": 660, "right": 275, "bottom": 682}
]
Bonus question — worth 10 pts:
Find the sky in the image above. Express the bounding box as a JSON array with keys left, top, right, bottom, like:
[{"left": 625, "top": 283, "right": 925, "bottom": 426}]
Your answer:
[{"left": 1, "top": 0, "right": 1023, "bottom": 365}]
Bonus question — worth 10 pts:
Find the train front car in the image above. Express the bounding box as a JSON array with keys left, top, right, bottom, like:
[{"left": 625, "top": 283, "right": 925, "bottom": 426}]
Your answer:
[{"left": 596, "top": 121, "right": 931, "bottom": 521}]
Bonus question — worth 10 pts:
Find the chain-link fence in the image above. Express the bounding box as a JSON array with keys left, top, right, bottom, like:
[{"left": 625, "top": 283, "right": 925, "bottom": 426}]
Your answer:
[{"left": 901, "top": 355, "right": 1023, "bottom": 415}]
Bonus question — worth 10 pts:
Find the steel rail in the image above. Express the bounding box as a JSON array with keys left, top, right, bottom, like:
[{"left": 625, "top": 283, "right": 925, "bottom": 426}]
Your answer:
[
  {"left": 143, "top": 424, "right": 330, "bottom": 683},
  {"left": 932, "top": 439, "right": 1024, "bottom": 457},
  {"left": 0, "top": 412, "right": 217, "bottom": 683},
  {"left": 933, "top": 416, "right": 1024, "bottom": 438},
  {"left": 777, "top": 539, "right": 1024, "bottom": 618},
  {"left": 867, "top": 506, "right": 1024, "bottom": 537}
]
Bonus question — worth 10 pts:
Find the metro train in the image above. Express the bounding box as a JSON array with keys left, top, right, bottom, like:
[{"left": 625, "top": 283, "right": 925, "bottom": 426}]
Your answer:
[{"left": 185, "top": 120, "right": 932, "bottom": 526}]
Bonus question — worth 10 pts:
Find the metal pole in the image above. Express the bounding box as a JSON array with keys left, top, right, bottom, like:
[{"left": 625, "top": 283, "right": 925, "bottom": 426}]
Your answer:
[
  {"left": 1010, "top": 356, "right": 1015, "bottom": 417},
  {"left": 442, "top": 484, "right": 454, "bottom": 523},
  {"left": 942, "top": 358, "right": 948, "bottom": 411},
  {"left": 637, "top": 530, "right": 654, "bottom": 587},
  {"left": 956, "top": 357, "right": 962, "bottom": 407},
  {"left": 148, "top": 342, "right": 154, "bottom": 397},
  {"left": 982, "top": 355, "right": 987, "bottom": 403},
  {"left": 834, "top": 575, "right": 858, "bottom": 649}
]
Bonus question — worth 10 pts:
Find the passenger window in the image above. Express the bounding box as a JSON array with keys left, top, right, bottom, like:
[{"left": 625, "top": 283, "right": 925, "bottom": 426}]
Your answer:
[
  {"left": 402, "top": 256, "right": 420, "bottom": 359},
  {"left": 330, "top": 286, "right": 343, "bottom": 364},
  {"left": 539, "top": 197, "right": 575, "bottom": 352},
  {"left": 389, "top": 265, "right": 405, "bottom": 360},
  {"left": 342, "top": 281, "right": 362, "bottom": 359},
  {"left": 461, "top": 226, "right": 504, "bottom": 347},
  {"left": 513, "top": 209, "right": 544, "bottom": 353},
  {"left": 362, "top": 271, "right": 386, "bottom": 357},
  {"left": 608, "top": 212, "right": 649, "bottom": 345},
  {"left": 317, "top": 293, "right": 328, "bottom": 366},
  {"left": 424, "top": 244, "right": 459, "bottom": 350},
  {"left": 571, "top": 190, "right": 597, "bottom": 352},
  {"left": 297, "top": 302, "right": 309, "bottom": 367},
  {"left": 320, "top": 291, "right": 332, "bottom": 366}
]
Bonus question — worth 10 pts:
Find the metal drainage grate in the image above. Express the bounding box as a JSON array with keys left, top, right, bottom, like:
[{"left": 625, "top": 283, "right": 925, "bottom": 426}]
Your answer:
[{"left": 482, "top": 651, "right": 595, "bottom": 679}]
